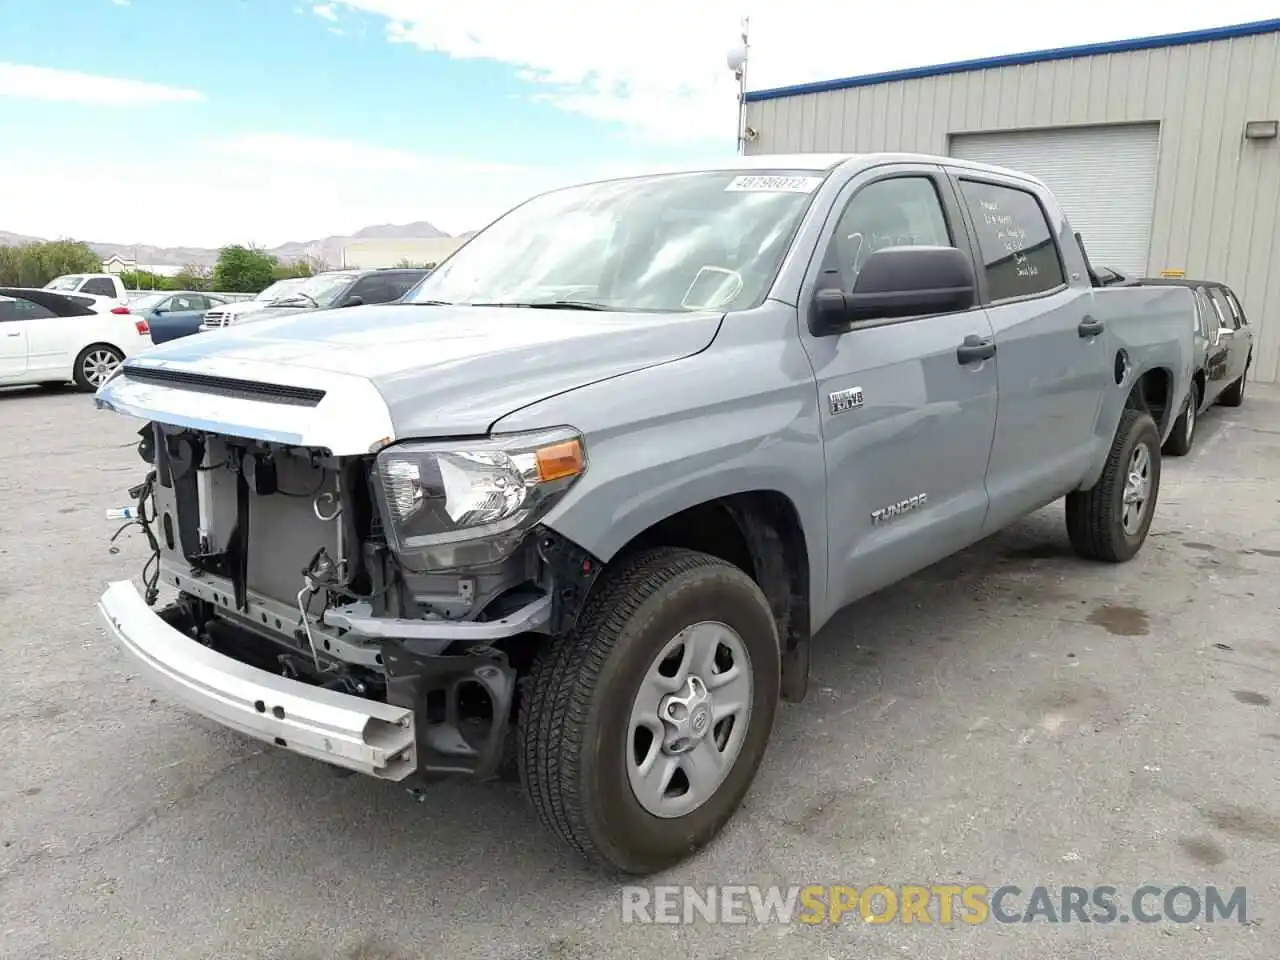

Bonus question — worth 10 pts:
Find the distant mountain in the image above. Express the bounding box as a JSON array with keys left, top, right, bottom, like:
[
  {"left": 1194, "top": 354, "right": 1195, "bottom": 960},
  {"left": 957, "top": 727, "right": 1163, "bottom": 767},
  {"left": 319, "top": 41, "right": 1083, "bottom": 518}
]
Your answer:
[{"left": 0, "top": 221, "right": 459, "bottom": 270}]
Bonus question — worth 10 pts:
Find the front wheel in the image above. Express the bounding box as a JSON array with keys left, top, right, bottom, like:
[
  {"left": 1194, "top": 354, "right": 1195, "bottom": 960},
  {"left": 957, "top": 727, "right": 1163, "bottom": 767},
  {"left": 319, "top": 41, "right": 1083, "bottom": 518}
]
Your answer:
[
  {"left": 1066, "top": 408, "right": 1161, "bottom": 563},
  {"left": 72, "top": 344, "right": 124, "bottom": 392},
  {"left": 517, "top": 546, "right": 781, "bottom": 875}
]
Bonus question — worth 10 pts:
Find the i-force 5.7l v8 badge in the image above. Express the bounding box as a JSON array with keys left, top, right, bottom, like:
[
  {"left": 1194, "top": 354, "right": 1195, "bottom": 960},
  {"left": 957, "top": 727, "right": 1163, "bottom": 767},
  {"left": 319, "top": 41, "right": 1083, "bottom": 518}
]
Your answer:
[{"left": 829, "top": 386, "right": 864, "bottom": 416}]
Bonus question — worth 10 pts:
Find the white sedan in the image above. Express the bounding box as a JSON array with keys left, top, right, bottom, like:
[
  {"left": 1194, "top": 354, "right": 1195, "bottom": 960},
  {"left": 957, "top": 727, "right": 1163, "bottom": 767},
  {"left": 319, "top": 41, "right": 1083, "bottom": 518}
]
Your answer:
[{"left": 0, "top": 287, "right": 154, "bottom": 391}]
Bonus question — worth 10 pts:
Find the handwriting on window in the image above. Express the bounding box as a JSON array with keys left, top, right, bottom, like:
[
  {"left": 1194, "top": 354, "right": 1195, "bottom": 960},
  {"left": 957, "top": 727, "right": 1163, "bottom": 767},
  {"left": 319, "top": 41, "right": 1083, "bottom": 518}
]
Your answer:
[{"left": 978, "top": 198, "right": 1039, "bottom": 278}]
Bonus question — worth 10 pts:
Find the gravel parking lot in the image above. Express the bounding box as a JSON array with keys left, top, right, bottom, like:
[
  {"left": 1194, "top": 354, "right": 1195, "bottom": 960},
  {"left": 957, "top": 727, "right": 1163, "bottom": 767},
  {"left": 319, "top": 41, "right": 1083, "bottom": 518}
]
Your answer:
[{"left": 2, "top": 383, "right": 1277, "bottom": 960}]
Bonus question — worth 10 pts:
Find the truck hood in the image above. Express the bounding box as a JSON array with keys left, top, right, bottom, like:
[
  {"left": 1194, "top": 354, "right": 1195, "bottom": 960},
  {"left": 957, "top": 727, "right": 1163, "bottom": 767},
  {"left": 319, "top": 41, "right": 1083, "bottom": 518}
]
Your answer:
[{"left": 106, "top": 302, "right": 724, "bottom": 449}]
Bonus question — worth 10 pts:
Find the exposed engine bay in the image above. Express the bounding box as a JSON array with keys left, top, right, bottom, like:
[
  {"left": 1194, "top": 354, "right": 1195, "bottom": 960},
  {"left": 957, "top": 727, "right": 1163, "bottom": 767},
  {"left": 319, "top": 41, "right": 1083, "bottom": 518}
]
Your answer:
[{"left": 117, "top": 420, "right": 601, "bottom": 779}]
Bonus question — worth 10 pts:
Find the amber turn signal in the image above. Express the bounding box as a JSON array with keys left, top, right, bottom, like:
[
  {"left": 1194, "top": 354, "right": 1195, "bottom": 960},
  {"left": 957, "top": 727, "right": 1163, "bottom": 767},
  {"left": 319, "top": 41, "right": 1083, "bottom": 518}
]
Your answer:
[{"left": 535, "top": 439, "right": 585, "bottom": 482}]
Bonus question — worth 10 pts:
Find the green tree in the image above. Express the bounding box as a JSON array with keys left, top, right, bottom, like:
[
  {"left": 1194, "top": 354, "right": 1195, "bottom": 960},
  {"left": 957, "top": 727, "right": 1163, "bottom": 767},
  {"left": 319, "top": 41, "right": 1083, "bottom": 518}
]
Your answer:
[
  {"left": 212, "top": 245, "right": 278, "bottom": 293},
  {"left": 0, "top": 239, "right": 101, "bottom": 286},
  {"left": 119, "top": 269, "right": 179, "bottom": 292},
  {"left": 271, "top": 259, "right": 314, "bottom": 281},
  {"left": 394, "top": 258, "right": 436, "bottom": 269},
  {"left": 173, "top": 263, "right": 212, "bottom": 291}
]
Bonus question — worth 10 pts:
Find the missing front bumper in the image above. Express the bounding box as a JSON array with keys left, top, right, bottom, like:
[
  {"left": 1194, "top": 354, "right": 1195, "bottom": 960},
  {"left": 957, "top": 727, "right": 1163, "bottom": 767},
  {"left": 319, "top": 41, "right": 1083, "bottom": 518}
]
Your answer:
[
  {"left": 98, "top": 579, "right": 522, "bottom": 782},
  {"left": 98, "top": 579, "right": 417, "bottom": 780}
]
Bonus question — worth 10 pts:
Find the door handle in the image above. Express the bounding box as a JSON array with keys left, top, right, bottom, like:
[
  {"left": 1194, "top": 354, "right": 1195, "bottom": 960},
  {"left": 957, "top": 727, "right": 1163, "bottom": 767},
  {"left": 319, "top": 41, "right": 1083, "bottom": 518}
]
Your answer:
[
  {"left": 956, "top": 334, "right": 996, "bottom": 365},
  {"left": 1078, "top": 316, "right": 1105, "bottom": 338},
  {"left": 5, "top": 331, "right": 20, "bottom": 337}
]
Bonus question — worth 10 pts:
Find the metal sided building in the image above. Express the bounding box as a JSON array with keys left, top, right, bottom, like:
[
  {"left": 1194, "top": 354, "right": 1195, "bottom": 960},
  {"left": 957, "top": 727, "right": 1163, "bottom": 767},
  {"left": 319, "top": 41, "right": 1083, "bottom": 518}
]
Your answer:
[{"left": 744, "top": 19, "right": 1280, "bottom": 383}]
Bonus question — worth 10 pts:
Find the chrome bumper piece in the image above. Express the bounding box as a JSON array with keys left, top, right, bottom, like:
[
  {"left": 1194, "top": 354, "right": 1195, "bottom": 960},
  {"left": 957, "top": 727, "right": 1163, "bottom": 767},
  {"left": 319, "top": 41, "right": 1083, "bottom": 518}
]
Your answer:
[{"left": 97, "top": 580, "right": 417, "bottom": 780}]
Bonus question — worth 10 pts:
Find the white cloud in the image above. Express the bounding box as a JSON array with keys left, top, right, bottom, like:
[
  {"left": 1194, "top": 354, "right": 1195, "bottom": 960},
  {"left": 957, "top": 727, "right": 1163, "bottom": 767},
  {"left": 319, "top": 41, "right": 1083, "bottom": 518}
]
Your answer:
[
  {"left": 111, "top": 0, "right": 131, "bottom": 6},
  {"left": 326, "top": 0, "right": 1280, "bottom": 144},
  {"left": 0, "top": 63, "right": 204, "bottom": 105},
  {"left": 312, "top": 2, "right": 338, "bottom": 21},
  {"left": 0, "top": 134, "right": 640, "bottom": 249}
]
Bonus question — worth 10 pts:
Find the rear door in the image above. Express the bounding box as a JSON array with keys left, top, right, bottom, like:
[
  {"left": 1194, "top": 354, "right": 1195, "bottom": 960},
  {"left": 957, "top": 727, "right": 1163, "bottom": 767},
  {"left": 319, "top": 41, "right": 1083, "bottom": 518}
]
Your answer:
[
  {"left": 1196, "top": 286, "right": 1232, "bottom": 400},
  {"left": 0, "top": 296, "right": 31, "bottom": 379},
  {"left": 944, "top": 169, "right": 1112, "bottom": 530},
  {"left": 797, "top": 162, "right": 999, "bottom": 611},
  {"left": 1208, "top": 285, "right": 1253, "bottom": 386}
]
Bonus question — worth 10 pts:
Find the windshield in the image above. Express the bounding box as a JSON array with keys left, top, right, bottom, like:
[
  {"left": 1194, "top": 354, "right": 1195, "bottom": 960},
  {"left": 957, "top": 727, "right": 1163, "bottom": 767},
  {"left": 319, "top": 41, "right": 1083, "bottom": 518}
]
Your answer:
[
  {"left": 270, "top": 272, "right": 357, "bottom": 307},
  {"left": 254, "top": 278, "right": 306, "bottom": 302},
  {"left": 131, "top": 293, "right": 168, "bottom": 310},
  {"left": 45, "top": 275, "right": 84, "bottom": 291},
  {"left": 404, "top": 169, "right": 827, "bottom": 312}
]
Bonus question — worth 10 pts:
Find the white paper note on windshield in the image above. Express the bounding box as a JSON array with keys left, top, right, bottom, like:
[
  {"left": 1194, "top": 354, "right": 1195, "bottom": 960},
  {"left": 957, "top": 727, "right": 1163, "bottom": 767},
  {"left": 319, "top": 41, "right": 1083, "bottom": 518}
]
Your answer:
[{"left": 725, "top": 175, "right": 824, "bottom": 193}]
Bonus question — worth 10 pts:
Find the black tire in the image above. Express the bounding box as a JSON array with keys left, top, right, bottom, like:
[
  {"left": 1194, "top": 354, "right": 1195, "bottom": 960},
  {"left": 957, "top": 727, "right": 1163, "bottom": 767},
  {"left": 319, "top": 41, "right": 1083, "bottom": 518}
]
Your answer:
[
  {"left": 1219, "top": 367, "right": 1247, "bottom": 408},
  {"left": 517, "top": 546, "right": 781, "bottom": 875},
  {"left": 1066, "top": 408, "right": 1161, "bottom": 563},
  {"left": 1162, "top": 380, "right": 1198, "bottom": 457},
  {"left": 72, "top": 344, "right": 125, "bottom": 392}
]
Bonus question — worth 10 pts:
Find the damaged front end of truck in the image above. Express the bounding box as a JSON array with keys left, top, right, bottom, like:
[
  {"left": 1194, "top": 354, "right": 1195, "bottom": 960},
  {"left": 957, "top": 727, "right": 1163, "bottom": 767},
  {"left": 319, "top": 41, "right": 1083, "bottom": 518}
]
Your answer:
[{"left": 95, "top": 362, "right": 602, "bottom": 783}]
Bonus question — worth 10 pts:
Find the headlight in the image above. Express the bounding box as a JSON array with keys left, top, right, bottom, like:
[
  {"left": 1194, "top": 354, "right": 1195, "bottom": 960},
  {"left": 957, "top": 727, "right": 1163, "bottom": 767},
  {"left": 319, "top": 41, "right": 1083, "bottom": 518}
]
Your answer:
[{"left": 372, "top": 426, "right": 586, "bottom": 571}]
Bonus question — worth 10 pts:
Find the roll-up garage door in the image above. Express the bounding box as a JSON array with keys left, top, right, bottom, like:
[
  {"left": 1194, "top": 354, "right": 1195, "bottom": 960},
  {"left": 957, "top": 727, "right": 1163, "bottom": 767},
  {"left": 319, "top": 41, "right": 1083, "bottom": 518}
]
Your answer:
[{"left": 949, "top": 123, "right": 1159, "bottom": 278}]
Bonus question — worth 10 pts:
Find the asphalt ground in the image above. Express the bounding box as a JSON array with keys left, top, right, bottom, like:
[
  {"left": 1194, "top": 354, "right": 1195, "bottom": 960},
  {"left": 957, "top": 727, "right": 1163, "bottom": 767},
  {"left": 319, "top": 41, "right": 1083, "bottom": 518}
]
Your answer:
[{"left": 1, "top": 381, "right": 1277, "bottom": 960}]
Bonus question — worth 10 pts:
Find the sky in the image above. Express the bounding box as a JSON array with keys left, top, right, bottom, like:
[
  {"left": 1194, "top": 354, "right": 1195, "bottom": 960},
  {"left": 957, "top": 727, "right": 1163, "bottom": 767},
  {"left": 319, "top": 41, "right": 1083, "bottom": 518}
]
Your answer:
[{"left": 0, "top": 0, "right": 1277, "bottom": 248}]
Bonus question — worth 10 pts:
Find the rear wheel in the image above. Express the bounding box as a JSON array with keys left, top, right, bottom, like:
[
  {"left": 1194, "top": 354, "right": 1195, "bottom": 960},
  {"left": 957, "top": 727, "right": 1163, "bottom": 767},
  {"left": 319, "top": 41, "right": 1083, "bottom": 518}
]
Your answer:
[
  {"left": 1219, "top": 366, "right": 1247, "bottom": 407},
  {"left": 1162, "top": 380, "right": 1198, "bottom": 457},
  {"left": 517, "top": 547, "right": 781, "bottom": 874},
  {"left": 1066, "top": 408, "right": 1161, "bottom": 563},
  {"left": 72, "top": 344, "right": 124, "bottom": 392}
]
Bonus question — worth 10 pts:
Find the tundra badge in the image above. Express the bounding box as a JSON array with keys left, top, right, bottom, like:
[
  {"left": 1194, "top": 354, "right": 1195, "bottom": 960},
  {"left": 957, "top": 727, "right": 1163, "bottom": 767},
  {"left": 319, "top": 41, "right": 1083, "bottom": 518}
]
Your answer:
[
  {"left": 871, "top": 493, "right": 928, "bottom": 525},
  {"left": 829, "top": 386, "right": 864, "bottom": 415}
]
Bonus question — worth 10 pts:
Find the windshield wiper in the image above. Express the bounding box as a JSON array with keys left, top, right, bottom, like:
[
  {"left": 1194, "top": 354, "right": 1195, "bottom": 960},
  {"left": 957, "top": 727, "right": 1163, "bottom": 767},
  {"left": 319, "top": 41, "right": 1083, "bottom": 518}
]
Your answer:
[
  {"left": 466, "top": 300, "right": 612, "bottom": 311},
  {"left": 272, "top": 293, "right": 318, "bottom": 307},
  {"left": 413, "top": 299, "right": 454, "bottom": 306}
]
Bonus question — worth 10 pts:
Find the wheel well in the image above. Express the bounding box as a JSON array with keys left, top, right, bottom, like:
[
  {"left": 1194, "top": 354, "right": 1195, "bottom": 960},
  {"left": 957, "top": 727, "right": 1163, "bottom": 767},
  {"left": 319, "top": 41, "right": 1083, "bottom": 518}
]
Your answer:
[
  {"left": 615, "top": 492, "right": 811, "bottom": 657},
  {"left": 1125, "top": 367, "right": 1172, "bottom": 434},
  {"left": 1192, "top": 368, "right": 1206, "bottom": 397},
  {"left": 76, "top": 341, "right": 125, "bottom": 361}
]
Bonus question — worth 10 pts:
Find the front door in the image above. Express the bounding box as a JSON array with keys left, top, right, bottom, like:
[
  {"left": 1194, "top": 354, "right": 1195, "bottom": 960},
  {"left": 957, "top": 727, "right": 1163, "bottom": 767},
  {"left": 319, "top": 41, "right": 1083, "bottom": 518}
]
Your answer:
[
  {"left": 797, "top": 164, "right": 999, "bottom": 613},
  {"left": 945, "top": 172, "right": 1112, "bottom": 529}
]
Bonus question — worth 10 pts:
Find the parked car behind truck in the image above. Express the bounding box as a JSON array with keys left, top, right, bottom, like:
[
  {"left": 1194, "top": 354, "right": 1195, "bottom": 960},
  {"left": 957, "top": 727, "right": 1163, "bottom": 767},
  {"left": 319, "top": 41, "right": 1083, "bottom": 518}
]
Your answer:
[
  {"left": 93, "top": 153, "right": 1194, "bottom": 875},
  {"left": 1123, "top": 277, "right": 1254, "bottom": 455}
]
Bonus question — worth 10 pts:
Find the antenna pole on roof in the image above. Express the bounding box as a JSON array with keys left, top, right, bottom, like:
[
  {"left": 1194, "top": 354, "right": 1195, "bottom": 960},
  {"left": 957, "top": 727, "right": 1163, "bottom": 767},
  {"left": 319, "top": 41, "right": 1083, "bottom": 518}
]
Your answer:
[{"left": 727, "top": 16, "right": 750, "bottom": 155}]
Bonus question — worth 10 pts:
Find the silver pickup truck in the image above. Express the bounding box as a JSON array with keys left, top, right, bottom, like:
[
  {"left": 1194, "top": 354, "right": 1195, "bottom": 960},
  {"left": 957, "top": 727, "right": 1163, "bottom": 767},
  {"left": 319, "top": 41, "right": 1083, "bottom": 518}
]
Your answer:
[{"left": 94, "top": 152, "right": 1194, "bottom": 875}]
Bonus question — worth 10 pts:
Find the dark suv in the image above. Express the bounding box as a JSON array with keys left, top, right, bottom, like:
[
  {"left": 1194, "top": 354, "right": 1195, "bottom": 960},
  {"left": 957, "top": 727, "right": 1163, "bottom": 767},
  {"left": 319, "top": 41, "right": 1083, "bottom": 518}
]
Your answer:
[{"left": 227, "top": 267, "right": 429, "bottom": 325}]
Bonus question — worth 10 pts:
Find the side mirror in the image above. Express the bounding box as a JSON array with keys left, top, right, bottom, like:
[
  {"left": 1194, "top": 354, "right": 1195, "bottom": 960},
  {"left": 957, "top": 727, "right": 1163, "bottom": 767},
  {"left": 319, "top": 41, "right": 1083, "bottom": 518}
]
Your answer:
[
  {"left": 810, "top": 246, "right": 977, "bottom": 335},
  {"left": 152, "top": 307, "right": 167, "bottom": 315},
  {"left": 342, "top": 295, "right": 364, "bottom": 308}
]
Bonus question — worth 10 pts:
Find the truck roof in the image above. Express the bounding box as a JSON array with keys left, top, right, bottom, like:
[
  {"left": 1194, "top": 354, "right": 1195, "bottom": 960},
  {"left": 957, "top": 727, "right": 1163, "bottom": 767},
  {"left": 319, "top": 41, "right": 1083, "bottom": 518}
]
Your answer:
[{"left": 577, "top": 152, "right": 1050, "bottom": 191}]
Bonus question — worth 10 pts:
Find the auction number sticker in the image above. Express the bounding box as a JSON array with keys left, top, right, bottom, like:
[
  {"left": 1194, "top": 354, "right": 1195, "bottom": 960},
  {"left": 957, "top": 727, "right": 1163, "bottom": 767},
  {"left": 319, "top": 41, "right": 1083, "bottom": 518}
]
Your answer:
[{"left": 725, "top": 175, "right": 824, "bottom": 193}]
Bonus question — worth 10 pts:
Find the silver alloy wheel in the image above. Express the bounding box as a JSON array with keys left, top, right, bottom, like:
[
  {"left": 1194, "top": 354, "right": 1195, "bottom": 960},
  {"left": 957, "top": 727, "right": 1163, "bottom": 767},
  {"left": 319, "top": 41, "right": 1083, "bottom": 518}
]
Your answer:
[
  {"left": 82, "top": 349, "right": 121, "bottom": 387},
  {"left": 626, "top": 620, "right": 753, "bottom": 819},
  {"left": 1121, "top": 442, "right": 1152, "bottom": 535},
  {"left": 1184, "top": 389, "right": 1197, "bottom": 445}
]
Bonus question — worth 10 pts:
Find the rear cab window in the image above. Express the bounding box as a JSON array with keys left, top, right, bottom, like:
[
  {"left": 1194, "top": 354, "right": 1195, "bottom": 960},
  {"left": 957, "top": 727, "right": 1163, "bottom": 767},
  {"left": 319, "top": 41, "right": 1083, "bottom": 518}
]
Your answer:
[
  {"left": 1221, "top": 287, "right": 1248, "bottom": 327},
  {"left": 956, "top": 179, "right": 1066, "bottom": 301},
  {"left": 1209, "top": 287, "right": 1241, "bottom": 330},
  {"left": 82, "top": 277, "right": 117, "bottom": 297}
]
